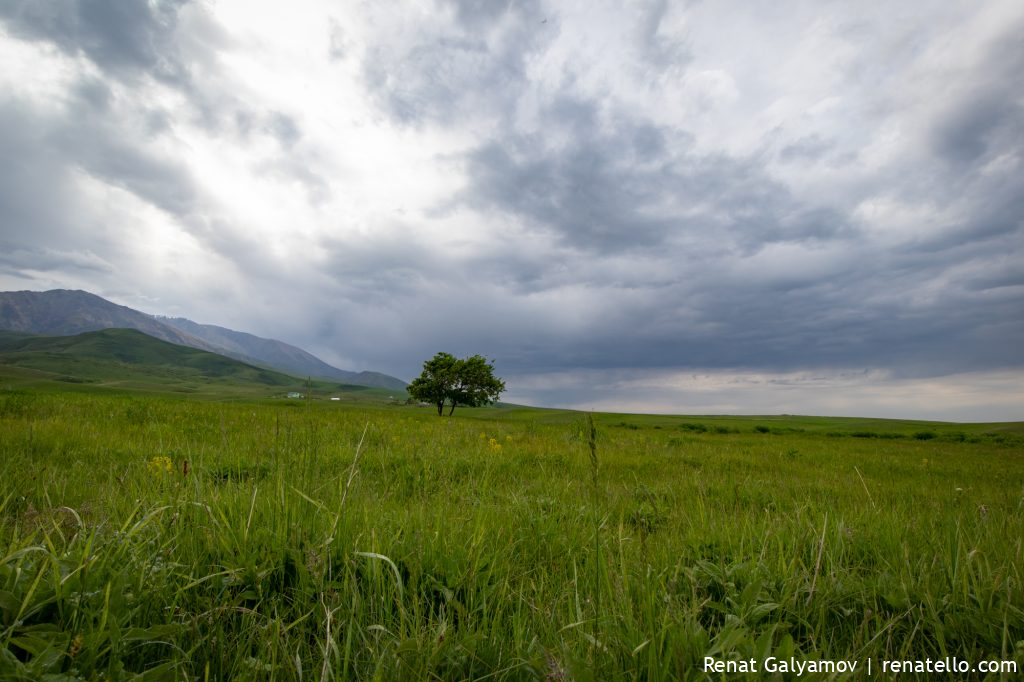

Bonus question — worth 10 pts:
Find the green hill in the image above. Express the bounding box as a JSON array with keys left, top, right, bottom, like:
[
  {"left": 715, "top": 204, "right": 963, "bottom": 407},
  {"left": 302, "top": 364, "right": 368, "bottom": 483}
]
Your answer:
[
  {"left": 0, "top": 328, "right": 399, "bottom": 401},
  {"left": 0, "top": 289, "right": 407, "bottom": 390}
]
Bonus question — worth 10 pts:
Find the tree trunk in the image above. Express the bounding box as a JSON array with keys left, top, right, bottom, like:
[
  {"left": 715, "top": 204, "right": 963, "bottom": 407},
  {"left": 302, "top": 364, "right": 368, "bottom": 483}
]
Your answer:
[
  {"left": 436, "top": 401, "right": 444, "bottom": 416},
  {"left": 448, "top": 401, "right": 457, "bottom": 416}
]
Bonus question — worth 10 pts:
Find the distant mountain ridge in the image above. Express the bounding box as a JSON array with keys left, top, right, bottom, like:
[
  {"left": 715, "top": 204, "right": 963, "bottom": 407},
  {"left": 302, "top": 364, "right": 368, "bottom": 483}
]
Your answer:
[
  {"left": 157, "top": 317, "right": 406, "bottom": 390},
  {"left": 0, "top": 289, "right": 221, "bottom": 352},
  {"left": 0, "top": 289, "right": 406, "bottom": 390}
]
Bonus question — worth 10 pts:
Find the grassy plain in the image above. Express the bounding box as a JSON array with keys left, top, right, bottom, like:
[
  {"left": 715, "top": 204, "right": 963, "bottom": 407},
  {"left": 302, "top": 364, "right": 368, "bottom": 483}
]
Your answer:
[{"left": 1, "top": 383, "right": 1023, "bottom": 680}]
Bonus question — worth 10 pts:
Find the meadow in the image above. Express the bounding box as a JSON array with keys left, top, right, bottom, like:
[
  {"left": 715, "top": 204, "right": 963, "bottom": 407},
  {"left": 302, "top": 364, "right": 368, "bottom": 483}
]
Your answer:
[{"left": 1, "top": 387, "right": 1023, "bottom": 680}]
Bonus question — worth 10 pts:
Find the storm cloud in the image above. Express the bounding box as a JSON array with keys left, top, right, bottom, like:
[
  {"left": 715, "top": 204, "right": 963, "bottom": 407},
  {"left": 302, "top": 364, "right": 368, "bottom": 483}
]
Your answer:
[{"left": 1, "top": 0, "right": 1022, "bottom": 419}]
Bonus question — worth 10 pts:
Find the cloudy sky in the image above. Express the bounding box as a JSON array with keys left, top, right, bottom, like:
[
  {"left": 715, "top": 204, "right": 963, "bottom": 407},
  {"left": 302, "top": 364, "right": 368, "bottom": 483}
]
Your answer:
[{"left": 1, "top": 0, "right": 1022, "bottom": 420}]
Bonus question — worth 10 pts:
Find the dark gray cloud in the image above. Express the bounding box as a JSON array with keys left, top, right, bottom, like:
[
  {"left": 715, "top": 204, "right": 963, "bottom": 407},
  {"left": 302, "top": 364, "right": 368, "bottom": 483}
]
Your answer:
[
  {"left": 319, "top": 1, "right": 1024, "bottom": 390},
  {"left": 934, "top": 91, "right": 1017, "bottom": 165},
  {"left": 461, "top": 100, "right": 851, "bottom": 258},
  {"left": 0, "top": 67, "right": 200, "bottom": 228},
  {"left": 0, "top": 0, "right": 191, "bottom": 81},
  {"left": 361, "top": 0, "right": 545, "bottom": 126},
  {"left": 0, "top": 103, "right": 75, "bottom": 243},
  {"left": 930, "top": 28, "right": 1024, "bottom": 168},
  {"left": 1, "top": 0, "right": 243, "bottom": 144},
  {"left": 390, "top": 3, "right": 1023, "bottom": 385}
]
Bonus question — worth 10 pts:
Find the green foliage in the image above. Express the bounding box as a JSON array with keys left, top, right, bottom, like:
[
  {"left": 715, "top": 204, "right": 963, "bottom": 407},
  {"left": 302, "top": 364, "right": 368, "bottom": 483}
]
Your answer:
[
  {"left": 450, "top": 354, "right": 505, "bottom": 413},
  {"left": 407, "top": 352, "right": 459, "bottom": 416},
  {"left": 407, "top": 352, "right": 505, "bottom": 416}
]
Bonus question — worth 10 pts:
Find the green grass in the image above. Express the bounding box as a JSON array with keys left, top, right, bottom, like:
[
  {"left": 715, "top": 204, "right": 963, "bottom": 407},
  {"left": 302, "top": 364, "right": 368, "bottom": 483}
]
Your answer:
[{"left": 1, "top": 387, "right": 1023, "bottom": 680}]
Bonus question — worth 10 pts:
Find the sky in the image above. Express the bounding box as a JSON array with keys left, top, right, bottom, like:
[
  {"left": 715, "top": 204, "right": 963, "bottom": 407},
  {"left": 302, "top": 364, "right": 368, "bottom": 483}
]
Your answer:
[{"left": 1, "top": 0, "right": 1022, "bottom": 421}]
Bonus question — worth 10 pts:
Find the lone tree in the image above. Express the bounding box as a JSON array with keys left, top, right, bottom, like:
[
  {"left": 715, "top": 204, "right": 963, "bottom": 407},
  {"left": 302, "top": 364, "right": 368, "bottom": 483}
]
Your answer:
[
  {"left": 407, "top": 352, "right": 459, "bottom": 416},
  {"left": 408, "top": 352, "right": 505, "bottom": 416}
]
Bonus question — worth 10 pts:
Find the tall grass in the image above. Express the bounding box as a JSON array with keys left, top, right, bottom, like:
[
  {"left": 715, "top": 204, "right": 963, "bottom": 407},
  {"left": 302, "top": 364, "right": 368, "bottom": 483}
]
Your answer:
[{"left": 1, "top": 389, "right": 1022, "bottom": 679}]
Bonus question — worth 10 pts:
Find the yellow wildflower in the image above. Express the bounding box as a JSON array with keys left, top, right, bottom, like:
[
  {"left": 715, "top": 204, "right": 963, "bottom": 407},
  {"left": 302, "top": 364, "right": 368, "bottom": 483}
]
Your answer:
[{"left": 148, "top": 456, "right": 173, "bottom": 475}]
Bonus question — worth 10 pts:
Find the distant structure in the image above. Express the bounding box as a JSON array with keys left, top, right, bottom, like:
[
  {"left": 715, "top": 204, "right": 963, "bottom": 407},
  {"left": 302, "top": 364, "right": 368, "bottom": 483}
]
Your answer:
[{"left": 287, "top": 392, "right": 304, "bottom": 399}]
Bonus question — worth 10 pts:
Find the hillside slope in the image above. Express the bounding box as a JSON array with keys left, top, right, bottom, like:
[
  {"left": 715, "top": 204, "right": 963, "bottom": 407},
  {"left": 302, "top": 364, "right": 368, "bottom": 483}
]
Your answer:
[
  {"left": 0, "top": 328, "right": 299, "bottom": 388},
  {"left": 158, "top": 317, "right": 407, "bottom": 391},
  {"left": 0, "top": 289, "right": 406, "bottom": 390},
  {"left": 0, "top": 289, "right": 219, "bottom": 351}
]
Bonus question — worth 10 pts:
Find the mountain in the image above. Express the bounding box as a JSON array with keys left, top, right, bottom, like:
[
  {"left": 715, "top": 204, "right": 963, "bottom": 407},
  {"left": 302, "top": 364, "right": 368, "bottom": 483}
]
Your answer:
[
  {"left": 0, "top": 289, "right": 406, "bottom": 390},
  {"left": 0, "top": 328, "right": 297, "bottom": 388},
  {"left": 158, "top": 317, "right": 407, "bottom": 391},
  {"left": 0, "top": 289, "right": 221, "bottom": 352},
  {"left": 0, "top": 328, "right": 399, "bottom": 402}
]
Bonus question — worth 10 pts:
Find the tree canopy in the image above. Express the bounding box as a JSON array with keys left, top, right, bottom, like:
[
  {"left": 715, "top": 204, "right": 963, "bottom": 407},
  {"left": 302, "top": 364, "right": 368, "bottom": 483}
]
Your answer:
[{"left": 408, "top": 352, "right": 505, "bottom": 416}]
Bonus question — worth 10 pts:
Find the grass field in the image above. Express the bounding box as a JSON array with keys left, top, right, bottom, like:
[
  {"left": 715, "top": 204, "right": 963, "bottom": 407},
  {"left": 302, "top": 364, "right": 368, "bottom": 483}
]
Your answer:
[{"left": 1, "top": 385, "right": 1023, "bottom": 680}]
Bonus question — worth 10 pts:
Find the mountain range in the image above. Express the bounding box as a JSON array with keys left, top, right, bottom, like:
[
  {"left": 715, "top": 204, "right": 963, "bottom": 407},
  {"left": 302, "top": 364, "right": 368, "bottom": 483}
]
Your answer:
[
  {"left": 0, "top": 289, "right": 406, "bottom": 390},
  {"left": 0, "top": 327, "right": 298, "bottom": 389}
]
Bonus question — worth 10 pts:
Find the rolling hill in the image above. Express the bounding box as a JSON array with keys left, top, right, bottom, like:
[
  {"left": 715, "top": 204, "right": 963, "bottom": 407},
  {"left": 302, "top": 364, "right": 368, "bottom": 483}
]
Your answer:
[
  {"left": 0, "top": 328, "right": 400, "bottom": 401},
  {"left": 0, "top": 289, "right": 406, "bottom": 390},
  {"left": 0, "top": 328, "right": 294, "bottom": 387}
]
